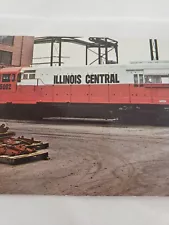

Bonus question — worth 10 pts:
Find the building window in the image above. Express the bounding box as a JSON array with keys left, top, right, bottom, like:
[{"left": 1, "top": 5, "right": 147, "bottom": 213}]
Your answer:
[
  {"left": 2, "top": 74, "right": 10, "bottom": 82},
  {"left": 0, "top": 36, "right": 14, "bottom": 46},
  {"left": 0, "top": 50, "right": 12, "bottom": 65}
]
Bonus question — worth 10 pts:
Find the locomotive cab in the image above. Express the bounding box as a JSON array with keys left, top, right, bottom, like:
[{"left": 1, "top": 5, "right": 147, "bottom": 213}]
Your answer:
[{"left": 0, "top": 67, "right": 22, "bottom": 91}]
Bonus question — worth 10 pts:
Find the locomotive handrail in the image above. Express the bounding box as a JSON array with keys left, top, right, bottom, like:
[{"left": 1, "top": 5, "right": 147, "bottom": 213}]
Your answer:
[
  {"left": 144, "top": 83, "right": 169, "bottom": 88},
  {"left": 36, "top": 78, "right": 45, "bottom": 85}
]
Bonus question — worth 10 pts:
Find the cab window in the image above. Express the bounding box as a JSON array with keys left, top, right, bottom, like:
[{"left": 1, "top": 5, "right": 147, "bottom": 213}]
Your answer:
[
  {"left": 11, "top": 74, "right": 15, "bottom": 82},
  {"left": 23, "top": 74, "right": 28, "bottom": 79},
  {"left": 17, "top": 73, "right": 21, "bottom": 83},
  {"left": 2, "top": 74, "right": 10, "bottom": 82},
  {"left": 29, "top": 74, "right": 35, "bottom": 79}
]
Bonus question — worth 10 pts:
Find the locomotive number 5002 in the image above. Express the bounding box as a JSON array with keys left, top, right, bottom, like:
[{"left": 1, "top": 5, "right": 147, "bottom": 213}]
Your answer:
[{"left": 0, "top": 84, "right": 11, "bottom": 90}]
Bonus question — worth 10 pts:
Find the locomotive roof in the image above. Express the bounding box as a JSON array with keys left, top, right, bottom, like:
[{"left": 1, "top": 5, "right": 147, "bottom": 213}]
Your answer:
[
  {"left": 0, "top": 67, "right": 22, "bottom": 73},
  {"left": 27, "top": 61, "right": 169, "bottom": 71},
  {"left": 2, "top": 60, "right": 169, "bottom": 74}
]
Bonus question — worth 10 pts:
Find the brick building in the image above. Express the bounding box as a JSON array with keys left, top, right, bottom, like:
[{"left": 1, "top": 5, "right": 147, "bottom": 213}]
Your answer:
[{"left": 0, "top": 36, "right": 34, "bottom": 67}]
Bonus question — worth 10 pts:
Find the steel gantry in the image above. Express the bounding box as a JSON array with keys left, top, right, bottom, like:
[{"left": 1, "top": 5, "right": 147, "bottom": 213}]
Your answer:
[{"left": 33, "top": 36, "right": 119, "bottom": 66}]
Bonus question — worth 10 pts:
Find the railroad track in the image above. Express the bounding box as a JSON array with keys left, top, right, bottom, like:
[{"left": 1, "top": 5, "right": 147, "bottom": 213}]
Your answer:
[{"left": 0, "top": 117, "right": 169, "bottom": 128}]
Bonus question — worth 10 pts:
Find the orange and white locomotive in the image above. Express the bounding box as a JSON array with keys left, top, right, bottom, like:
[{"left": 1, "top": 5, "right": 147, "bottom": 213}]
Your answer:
[{"left": 1, "top": 60, "right": 169, "bottom": 124}]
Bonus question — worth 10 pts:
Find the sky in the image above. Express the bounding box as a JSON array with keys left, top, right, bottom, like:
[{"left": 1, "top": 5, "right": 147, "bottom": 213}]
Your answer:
[{"left": 32, "top": 38, "right": 169, "bottom": 67}]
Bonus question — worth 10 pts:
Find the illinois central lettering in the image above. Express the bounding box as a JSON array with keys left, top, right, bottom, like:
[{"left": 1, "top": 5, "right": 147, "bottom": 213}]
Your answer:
[
  {"left": 54, "top": 73, "right": 120, "bottom": 84},
  {"left": 54, "top": 75, "right": 82, "bottom": 84},
  {"left": 85, "top": 74, "right": 119, "bottom": 84}
]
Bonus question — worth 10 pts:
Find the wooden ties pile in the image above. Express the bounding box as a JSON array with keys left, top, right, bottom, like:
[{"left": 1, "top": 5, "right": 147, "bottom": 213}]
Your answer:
[{"left": 0, "top": 124, "right": 47, "bottom": 156}]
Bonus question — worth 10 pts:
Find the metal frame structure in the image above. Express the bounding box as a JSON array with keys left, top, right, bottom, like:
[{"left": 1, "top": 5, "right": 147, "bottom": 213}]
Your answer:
[
  {"left": 149, "top": 39, "right": 159, "bottom": 60},
  {"left": 34, "top": 36, "right": 119, "bottom": 66}
]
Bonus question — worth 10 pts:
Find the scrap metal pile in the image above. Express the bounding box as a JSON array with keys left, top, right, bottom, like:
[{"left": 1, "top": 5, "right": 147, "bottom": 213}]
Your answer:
[{"left": 0, "top": 124, "right": 49, "bottom": 157}]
